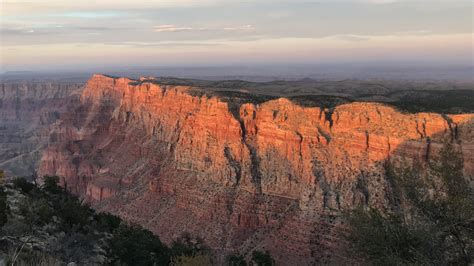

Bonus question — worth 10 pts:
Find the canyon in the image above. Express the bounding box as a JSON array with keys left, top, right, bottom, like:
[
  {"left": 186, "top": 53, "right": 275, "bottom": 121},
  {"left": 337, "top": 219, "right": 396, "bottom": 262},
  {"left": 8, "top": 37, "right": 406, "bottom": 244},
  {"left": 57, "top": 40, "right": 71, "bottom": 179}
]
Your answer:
[
  {"left": 0, "top": 81, "right": 82, "bottom": 177},
  {"left": 33, "top": 74, "right": 473, "bottom": 264}
]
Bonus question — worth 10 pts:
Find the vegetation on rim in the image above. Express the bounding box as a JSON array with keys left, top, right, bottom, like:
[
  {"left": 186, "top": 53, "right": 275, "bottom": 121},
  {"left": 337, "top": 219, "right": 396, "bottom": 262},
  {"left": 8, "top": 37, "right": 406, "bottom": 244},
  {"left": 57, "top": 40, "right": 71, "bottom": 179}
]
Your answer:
[
  {"left": 346, "top": 141, "right": 474, "bottom": 265},
  {"left": 0, "top": 172, "right": 275, "bottom": 265}
]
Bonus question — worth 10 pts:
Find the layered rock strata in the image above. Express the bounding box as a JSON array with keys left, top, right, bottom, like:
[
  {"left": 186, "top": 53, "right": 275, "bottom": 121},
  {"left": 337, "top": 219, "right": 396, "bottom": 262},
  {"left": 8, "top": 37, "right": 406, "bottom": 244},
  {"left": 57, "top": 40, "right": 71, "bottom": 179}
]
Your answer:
[
  {"left": 39, "top": 74, "right": 474, "bottom": 264},
  {"left": 0, "top": 81, "right": 82, "bottom": 176}
]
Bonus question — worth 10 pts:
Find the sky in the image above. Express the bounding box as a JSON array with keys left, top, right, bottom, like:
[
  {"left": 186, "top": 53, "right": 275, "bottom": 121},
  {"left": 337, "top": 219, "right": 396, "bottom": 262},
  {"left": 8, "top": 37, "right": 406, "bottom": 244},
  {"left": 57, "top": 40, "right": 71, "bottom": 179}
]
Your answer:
[{"left": 0, "top": 0, "right": 473, "bottom": 72}]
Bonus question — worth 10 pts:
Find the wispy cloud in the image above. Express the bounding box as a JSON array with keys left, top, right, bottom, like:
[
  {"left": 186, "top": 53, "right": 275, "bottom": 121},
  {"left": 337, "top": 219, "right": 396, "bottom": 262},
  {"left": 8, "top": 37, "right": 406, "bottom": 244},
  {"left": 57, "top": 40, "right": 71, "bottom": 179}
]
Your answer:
[
  {"left": 394, "top": 30, "right": 432, "bottom": 35},
  {"left": 58, "top": 11, "right": 121, "bottom": 18},
  {"left": 112, "top": 41, "right": 224, "bottom": 47},
  {"left": 1, "top": 27, "right": 49, "bottom": 36},
  {"left": 154, "top": 25, "right": 197, "bottom": 32},
  {"left": 330, "top": 34, "right": 372, "bottom": 42},
  {"left": 223, "top": 25, "right": 255, "bottom": 31},
  {"left": 362, "top": 0, "right": 398, "bottom": 4},
  {"left": 2, "top": 0, "right": 471, "bottom": 69},
  {"left": 153, "top": 24, "right": 255, "bottom": 33}
]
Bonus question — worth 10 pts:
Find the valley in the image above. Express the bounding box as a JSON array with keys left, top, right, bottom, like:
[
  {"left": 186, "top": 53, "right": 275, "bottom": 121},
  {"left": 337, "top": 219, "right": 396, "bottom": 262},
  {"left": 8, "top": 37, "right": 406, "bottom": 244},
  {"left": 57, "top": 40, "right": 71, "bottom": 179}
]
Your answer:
[{"left": 1, "top": 74, "right": 470, "bottom": 264}]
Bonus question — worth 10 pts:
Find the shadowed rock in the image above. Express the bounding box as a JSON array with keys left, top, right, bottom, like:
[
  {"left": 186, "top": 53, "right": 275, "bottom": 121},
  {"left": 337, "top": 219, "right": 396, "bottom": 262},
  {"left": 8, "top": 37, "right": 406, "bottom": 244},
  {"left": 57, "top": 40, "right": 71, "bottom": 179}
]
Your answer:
[{"left": 37, "top": 74, "right": 474, "bottom": 264}]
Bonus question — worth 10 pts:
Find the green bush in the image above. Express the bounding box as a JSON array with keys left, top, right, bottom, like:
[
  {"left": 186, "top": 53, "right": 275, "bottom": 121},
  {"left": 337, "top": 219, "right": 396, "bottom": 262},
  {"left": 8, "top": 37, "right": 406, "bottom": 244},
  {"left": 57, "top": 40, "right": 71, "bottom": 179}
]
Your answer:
[
  {"left": 6, "top": 247, "right": 63, "bottom": 266},
  {"left": 0, "top": 169, "right": 9, "bottom": 227},
  {"left": 19, "top": 197, "right": 54, "bottom": 229},
  {"left": 347, "top": 141, "right": 474, "bottom": 264},
  {"left": 13, "top": 177, "right": 35, "bottom": 194},
  {"left": 227, "top": 254, "right": 247, "bottom": 266},
  {"left": 1, "top": 173, "right": 197, "bottom": 265},
  {"left": 0, "top": 169, "right": 6, "bottom": 184},
  {"left": 42, "top": 175, "right": 61, "bottom": 194},
  {"left": 171, "top": 232, "right": 209, "bottom": 258},
  {"left": 172, "top": 254, "right": 212, "bottom": 266},
  {"left": 56, "top": 196, "right": 93, "bottom": 229},
  {"left": 94, "top": 212, "right": 121, "bottom": 232},
  {"left": 251, "top": 250, "right": 275, "bottom": 266},
  {"left": 108, "top": 223, "right": 170, "bottom": 265},
  {"left": 0, "top": 186, "right": 8, "bottom": 227},
  {"left": 346, "top": 208, "right": 433, "bottom": 264}
]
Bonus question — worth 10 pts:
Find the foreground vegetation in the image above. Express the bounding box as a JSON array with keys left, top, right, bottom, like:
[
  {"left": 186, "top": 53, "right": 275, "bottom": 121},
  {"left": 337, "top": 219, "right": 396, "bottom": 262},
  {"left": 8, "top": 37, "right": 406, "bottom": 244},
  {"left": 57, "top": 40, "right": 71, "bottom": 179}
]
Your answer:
[
  {"left": 0, "top": 172, "right": 274, "bottom": 265},
  {"left": 347, "top": 141, "right": 474, "bottom": 265}
]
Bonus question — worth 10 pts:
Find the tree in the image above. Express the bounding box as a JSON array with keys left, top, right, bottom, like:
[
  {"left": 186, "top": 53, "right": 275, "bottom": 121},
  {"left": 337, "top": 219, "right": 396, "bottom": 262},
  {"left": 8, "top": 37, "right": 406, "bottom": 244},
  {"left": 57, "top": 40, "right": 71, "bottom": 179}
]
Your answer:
[
  {"left": 171, "top": 254, "right": 212, "bottom": 266},
  {"left": 19, "top": 197, "right": 53, "bottom": 229},
  {"left": 56, "top": 195, "right": 93, "bottom": 229},
  {"left": 108, "top": 223, "right": 170, "bottom": 265},
  {"left": 171, "top": 232, "right": 209, "bottom": 258},
  {"left": 12, "top": 177, "right": 35, "bottom": 194},
  {"left": 94, "top": 212, "right": 121, "bottom": 232},
  {"left": 0, "top": 184, "right": 8, "bottom": 227},
  {"left": 0, "top": 169, "right": 6, "bottom": 184},
  {"left": 346, "top": 207, "right": 435, "bottom": 264},
  {"left": 42, "top": 175, "right": 61, "bottom": 194},
  {"left": 227, "top": 254, "right": 247, "bottom": 266},
  {"left": 0, "top": 169, "right": 8, "bottom": 226},
  {"left": 251, "top": 250, "right": 275, "bottom": 266},
  {"left": 347, "top": 140, "right": 474, "bottom": 264}
]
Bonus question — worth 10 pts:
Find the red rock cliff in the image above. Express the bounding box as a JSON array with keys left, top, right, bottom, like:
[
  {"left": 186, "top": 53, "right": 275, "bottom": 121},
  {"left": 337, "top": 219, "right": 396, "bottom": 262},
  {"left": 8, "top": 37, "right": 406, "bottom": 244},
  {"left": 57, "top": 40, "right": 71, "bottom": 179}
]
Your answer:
[{"left": 39, "top": 74, "right": 474, "bottom": 264}]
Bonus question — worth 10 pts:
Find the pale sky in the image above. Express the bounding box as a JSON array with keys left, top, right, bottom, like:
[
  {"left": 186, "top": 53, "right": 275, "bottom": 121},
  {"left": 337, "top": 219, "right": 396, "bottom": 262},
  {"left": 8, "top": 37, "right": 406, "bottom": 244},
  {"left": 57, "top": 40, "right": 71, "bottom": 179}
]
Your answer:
[{"left": 0, "top": 0, "right": 472, "bottom": 71}]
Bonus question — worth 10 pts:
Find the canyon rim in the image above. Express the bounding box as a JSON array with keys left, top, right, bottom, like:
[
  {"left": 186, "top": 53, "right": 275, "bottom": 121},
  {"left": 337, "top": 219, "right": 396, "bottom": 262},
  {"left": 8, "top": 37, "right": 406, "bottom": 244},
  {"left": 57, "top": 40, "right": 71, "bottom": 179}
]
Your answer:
[{"left": 32, "top": 74, "right": 473, "bottom": 264}]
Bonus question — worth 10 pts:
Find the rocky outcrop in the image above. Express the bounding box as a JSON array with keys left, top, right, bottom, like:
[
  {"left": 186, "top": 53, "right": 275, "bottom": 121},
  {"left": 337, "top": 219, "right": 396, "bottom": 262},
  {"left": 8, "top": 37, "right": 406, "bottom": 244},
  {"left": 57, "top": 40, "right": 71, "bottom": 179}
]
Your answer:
[
  {"left": 38, "top": 74, "right": 474, "bottom": 264},
  {"left": 0, "top": 82, "right": 82, "bottom": 177}
]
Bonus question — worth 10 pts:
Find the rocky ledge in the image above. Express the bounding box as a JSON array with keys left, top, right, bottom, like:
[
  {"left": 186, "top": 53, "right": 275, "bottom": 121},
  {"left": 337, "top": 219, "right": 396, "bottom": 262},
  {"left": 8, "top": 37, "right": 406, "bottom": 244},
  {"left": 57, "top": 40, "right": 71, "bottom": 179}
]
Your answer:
[{"left": 38, "top": 74, "right": 474, "bottom": 264}]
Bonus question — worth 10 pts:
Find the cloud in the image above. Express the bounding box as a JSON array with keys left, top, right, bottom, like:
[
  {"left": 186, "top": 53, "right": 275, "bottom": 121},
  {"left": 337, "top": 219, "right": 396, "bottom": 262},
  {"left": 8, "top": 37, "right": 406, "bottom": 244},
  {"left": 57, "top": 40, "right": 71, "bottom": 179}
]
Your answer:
[
  {"left": 153, "top": 24, "right": 255, "bottom": 33},
  {"left": 1, "top": 0, "right": 228, "bottom": 14},
  {"left": 58, "top": 11, "right": 122, "bottom": 18},
  {"left": 394, "top": 30, "right": 432, "bottom": 35},
  {"left": 2, "top": 0, "right": 471, "bottom": 69},
  {"left": 330, "top": 34, "right": 371, "bottom": 42},
  {"left": 111, "top": 41, "right": 224, "bottom": 47},
  {"left": 0, "top": 24, "right": 126, "bottom": 36},
  {"left": 223, "top": 25, "right": 255, "bottom": 31},
  {"left": 325, "top": 31, "right": 438, "bottom": 42},
  {"left": 1, "top": 27, "right": 49, "bottom": 36},
  {"left": 362, "top": 0, "right": 398, "bottom": 4},
  {"left": 2, "top": 0, "right": 465, "bottom": 14},
  {"left": 154, "top": 25, "right": 197, "bottom": 32}
]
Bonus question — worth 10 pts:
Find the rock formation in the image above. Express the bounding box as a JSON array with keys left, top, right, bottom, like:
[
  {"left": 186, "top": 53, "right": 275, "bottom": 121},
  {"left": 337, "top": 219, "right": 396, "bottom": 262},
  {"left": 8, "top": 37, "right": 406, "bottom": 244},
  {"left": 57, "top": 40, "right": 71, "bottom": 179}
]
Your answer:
[
  {"left": 38, "top": 74, "right": 474, "bottom": 264},
  {"left": 0, "top": 81, "right": 82, "bottom": 177}
]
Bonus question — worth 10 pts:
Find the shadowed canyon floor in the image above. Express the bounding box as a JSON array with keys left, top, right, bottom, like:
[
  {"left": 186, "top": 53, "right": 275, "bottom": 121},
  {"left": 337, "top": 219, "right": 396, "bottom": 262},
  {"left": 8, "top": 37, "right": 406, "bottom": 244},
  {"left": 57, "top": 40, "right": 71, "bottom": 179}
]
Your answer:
[
  {"left": 0, "top": 81, "right": 82, "bottom": 177},
  {"left": 1, "top": 74, "right": 473, "bottom": 264}
]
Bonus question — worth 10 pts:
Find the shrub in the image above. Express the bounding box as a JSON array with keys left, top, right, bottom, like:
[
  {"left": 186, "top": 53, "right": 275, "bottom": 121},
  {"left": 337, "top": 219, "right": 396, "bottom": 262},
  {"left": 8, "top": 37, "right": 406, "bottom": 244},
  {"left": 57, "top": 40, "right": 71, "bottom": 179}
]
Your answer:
[
  {"left": 171, "top": 232, "right": 209, "bottom": 258},
  {"left": 251, "top": 250, "right": 275, "bottom": 266},
  {"left": 6, "top": 247, "right": 62, "bottom": 266},
  {"left": 42, "top": 175, "right": 61, "bottom": 194},
  {"left": 227, "top": 254, "right": 247, "bottom": 266},
  {"left": 35, "top": 198, "right": 54, "bottom": 225},
  {"left": 172, "top": 254, "right": 213, "bottom": 266},
  {"left": 13, "top": 177, "right": 35, "bottom": 194},
  {"left": 56, "top": 231, "right": 96, "bottom": 263},
  {"left": 346, "top": 208, "right": 433, "bottom": 264},
  {"left": 347, "top": 140, "right": 474, "bottom": 264},
  {"left": 108, "top": 223, "right": 170, "bottom": 265},
  {"left": 56, "top": 196, "right": 93, "bottom": 229},
  {"left": 0, "top": 186, "right": 8, "bottom": 227},
  {"left": 0, "top": 169, "right": 5, "bottom": 184},
  {"left": 94, "top": 212, "right": 122, "bottom": 232},
  {"left": 19, "top": 197, "right": 54, "bottom": 229}
]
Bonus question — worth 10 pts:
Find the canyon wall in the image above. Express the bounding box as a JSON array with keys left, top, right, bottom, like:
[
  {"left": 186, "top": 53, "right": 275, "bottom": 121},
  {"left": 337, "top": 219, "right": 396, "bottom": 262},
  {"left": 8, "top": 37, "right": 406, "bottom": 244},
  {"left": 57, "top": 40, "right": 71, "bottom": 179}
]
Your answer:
[
  {"left": 0, "top": 81, "right": 82, "bottom": 177},
  {"left": 38, "top": 74, "right": 474, "bottom": 264}
]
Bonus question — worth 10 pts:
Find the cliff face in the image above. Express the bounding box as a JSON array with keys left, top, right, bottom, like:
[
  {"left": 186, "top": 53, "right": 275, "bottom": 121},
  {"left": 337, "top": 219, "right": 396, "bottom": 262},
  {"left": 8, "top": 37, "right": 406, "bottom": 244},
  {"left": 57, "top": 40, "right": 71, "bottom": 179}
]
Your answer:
[
  {"left": 0, "top": 82, "right": 82, "bottom": 176},
  {"left": 39, "top": 74, "right": 474, "bottom": 264}
]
